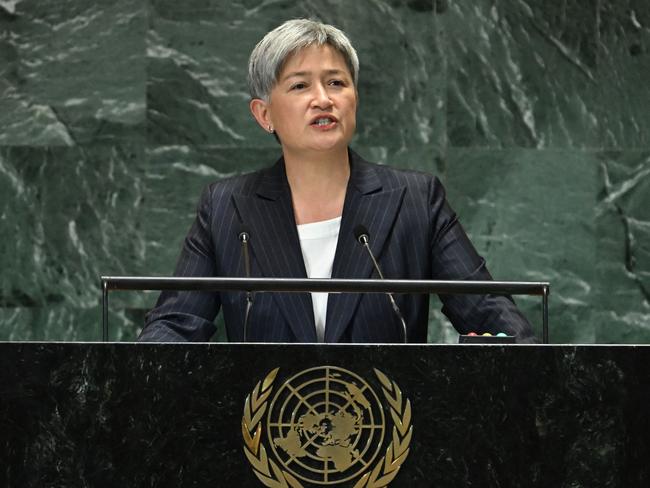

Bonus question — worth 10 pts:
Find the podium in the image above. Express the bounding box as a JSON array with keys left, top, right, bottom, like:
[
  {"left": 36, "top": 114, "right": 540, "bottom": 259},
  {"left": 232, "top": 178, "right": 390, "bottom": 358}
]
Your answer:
[{"left": 2, "top": 342, "right": 648, "bottom": 487}]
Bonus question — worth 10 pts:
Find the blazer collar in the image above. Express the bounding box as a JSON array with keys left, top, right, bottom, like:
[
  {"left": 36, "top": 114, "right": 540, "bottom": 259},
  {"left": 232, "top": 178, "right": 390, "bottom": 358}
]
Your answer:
[
  {"left": 232, "top": 158, "right": 314, "bottom": 341},
  {"left": 232, "top": 149, "right": 405, "bottom": 343},
  {"left": 326, "top": 151, "right": 406, "bottom": 342},
  {"left": 253, "top": 157, "right": 290, "bottom": 201}
]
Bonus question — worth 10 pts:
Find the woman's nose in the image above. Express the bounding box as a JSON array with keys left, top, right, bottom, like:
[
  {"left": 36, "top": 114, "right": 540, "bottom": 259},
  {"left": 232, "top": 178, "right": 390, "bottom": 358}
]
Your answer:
[{"left": 311, "top": 83, "right": 333, "bottom": 109}]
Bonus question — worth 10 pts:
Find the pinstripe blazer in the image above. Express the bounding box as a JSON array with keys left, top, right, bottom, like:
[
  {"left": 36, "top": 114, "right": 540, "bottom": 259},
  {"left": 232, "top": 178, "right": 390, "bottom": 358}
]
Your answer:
[{"left": 139, "top": 150, "right": 536, "bottom": 343}]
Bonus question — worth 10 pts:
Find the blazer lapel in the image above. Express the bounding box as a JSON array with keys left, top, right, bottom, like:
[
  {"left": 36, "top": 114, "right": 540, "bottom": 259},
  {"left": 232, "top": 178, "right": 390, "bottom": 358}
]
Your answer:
[
  {"left": 325, "top": 153, "right": 406, "bottom": 342},
  {"left": 232, "top": 159, "right": 317, "bottom": 342}
]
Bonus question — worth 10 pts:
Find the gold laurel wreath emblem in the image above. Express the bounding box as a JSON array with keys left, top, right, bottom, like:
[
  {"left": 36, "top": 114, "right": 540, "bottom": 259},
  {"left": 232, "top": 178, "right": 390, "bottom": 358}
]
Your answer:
[{"left": 241, "top": 367, "right": 412, "bottom": 488}]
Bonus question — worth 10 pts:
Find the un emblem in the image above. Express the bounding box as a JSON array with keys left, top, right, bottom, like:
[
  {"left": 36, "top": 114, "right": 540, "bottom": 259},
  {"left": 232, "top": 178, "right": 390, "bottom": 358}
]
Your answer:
[{"left": 242, "top": 366, "right": 412, "bottom": 487}]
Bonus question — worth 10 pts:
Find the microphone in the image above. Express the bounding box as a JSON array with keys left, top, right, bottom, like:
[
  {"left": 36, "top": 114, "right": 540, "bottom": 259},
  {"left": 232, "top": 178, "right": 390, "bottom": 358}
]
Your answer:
[
  {"left": 353, "top": 225, "right": 408, "bottom": 343},
  {"left": 237, "top": 225, "right": 253, "bottom": 342}
]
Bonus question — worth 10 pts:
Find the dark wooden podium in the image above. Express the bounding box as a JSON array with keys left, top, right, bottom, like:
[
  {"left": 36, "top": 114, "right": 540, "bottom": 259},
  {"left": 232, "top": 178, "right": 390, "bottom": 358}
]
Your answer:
[{"left": 2, "top": 343, "right": 648, "bottom": 487}]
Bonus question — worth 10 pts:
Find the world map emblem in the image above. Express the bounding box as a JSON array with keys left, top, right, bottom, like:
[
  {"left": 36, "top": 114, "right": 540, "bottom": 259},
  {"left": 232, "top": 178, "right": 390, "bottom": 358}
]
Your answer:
[{"left": 242, "top": 366, "right": 413, "bottom": 487}]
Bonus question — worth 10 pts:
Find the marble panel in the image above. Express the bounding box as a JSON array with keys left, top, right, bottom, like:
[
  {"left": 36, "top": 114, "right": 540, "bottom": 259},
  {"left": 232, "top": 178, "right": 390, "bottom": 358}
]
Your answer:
[
  {"left": 595, "top": 0, "right": 650, "bottom": 149},
  {"left": 595, "top": 151, "right": 650, "bottom": 343},
  {"left": 0, "top": 145, "right": 148, "bottom": 298},
  {"left": 446, "top": 148, "right": 597, "bottom": 343},
  {"left": 0, "top": 306, "right": 130, "bottom": 342},
  {"left": 0, "top": 145, "right": 147, "bottom": 340},
  {"left": 444, "top": 0, "right": 649, "bottom": 149},
  {"left": 0, "top": 0, "right": 146, "bottom": 146}
]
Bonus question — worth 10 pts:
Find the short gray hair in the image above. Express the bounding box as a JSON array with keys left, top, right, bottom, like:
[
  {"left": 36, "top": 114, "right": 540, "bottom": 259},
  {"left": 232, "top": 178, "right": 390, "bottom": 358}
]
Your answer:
[{"left": 248, "top": 19, "right": 359, "bottom": 101}]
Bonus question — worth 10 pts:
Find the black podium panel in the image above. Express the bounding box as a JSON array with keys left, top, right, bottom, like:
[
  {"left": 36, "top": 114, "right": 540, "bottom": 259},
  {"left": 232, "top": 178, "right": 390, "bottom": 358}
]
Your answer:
[{"left": 2, "top": 343, "right": 649, "bottom": 487}]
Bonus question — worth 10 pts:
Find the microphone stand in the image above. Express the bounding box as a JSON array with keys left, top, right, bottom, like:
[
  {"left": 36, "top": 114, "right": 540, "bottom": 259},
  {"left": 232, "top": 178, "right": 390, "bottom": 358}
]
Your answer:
[
  {"left": 239, "top": 229, "right": 253, "bottom": 342},
  {"left": 355, "top": 226, "right": 408, "bottom": 343}
]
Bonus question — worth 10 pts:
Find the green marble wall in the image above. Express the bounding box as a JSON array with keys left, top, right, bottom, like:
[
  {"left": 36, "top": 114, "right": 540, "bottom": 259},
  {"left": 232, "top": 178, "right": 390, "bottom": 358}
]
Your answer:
[{"left": 0, "top": 0, "right": 648, "bottom": 342}]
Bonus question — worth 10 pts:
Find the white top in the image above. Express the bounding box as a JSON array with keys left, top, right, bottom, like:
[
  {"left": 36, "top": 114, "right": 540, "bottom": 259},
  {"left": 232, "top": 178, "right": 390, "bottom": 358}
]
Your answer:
[{"left": 296, "top": 216, "right": 342, "bottom": 342}]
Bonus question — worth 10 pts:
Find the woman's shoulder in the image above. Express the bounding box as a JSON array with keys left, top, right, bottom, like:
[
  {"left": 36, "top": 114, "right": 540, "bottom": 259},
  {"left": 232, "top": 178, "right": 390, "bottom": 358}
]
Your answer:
[
  {"left": 351, "top": 150, "right": 443, "bottom": 190},
  {"left": 203, "top": 163, "right": 277, "bottom": 198},
  {"left": 206, "top": 170, "right": 257, "bottom": 190}
]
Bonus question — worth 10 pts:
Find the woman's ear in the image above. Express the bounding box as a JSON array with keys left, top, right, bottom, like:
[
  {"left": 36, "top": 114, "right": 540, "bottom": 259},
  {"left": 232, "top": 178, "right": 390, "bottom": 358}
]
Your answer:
[{"left": 249, "top": 98, "right": 272, "bottom": 132}]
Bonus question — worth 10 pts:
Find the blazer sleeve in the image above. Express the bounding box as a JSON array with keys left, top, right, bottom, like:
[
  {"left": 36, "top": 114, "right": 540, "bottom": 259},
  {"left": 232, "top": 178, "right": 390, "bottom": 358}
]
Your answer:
[
  {"left": 138, "top": 185, "right": 221, "bottom": 342},
  {"left": 428, "top": 177, "right": 538, "bottom": 343}
]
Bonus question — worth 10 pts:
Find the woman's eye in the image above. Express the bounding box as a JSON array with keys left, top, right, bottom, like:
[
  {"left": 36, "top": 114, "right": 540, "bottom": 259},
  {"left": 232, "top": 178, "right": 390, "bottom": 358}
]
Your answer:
[
  {"left": 329, "top": 79, "right": 345, "bottom": 87},
  {"left": 291, "top": 82, "right": 307, "bottom": 90}
]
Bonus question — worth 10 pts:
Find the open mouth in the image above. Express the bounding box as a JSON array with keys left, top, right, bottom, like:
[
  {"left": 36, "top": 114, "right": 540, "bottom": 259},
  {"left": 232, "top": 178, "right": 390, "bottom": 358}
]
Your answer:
[{"left": 310, "top": 116, "right": 338, "bottom": 128}]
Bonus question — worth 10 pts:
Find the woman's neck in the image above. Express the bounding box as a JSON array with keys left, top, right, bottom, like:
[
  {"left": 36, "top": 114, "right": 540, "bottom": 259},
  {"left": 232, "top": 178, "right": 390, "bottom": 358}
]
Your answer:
[{"left": 283, "top": 147, "right": 350, "bottom": 225}]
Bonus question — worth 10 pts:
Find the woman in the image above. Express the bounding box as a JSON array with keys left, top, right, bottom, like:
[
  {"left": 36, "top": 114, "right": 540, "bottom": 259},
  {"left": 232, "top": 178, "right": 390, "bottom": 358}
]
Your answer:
[{"left": 139, "top": 19, "right": 536, "bottom": 343}]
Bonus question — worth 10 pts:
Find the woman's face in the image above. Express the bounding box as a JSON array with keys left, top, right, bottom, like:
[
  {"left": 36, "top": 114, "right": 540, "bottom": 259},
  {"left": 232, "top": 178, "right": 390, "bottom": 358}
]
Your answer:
[{"left": 255, "top": 44, "right": 357, "bottom": 156}]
